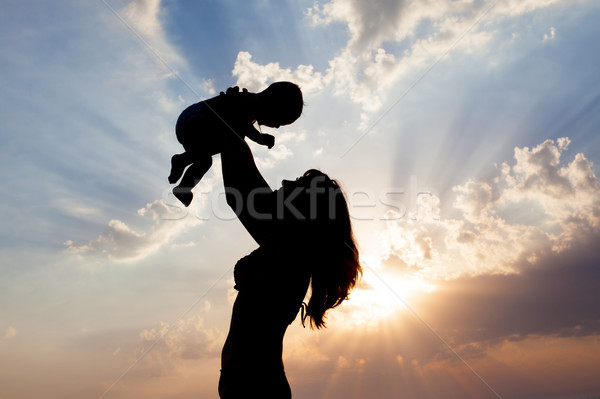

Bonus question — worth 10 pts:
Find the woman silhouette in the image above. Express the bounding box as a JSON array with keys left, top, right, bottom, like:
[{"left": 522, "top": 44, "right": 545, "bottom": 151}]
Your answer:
[{"left": 217, "top": 91, "right": 362, "bottom": 399}]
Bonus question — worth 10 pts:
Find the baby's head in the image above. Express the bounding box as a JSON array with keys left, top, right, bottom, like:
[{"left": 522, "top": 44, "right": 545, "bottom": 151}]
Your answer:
[{"left": 257, "top": 81, "right": 303, "bottom": 128}]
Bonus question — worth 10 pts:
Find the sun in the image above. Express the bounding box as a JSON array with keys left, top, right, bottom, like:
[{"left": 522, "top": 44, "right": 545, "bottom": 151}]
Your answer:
[{"left": 333, "top": 256, "right": 437, "bottom": 327}]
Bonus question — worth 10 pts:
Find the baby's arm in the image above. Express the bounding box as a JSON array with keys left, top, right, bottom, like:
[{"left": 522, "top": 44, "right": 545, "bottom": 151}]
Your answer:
[
  {"left": 221, "top": 86, "right": 275, "bottom": 148},
  {"left": 246, "top": 126, "right": 275, "bottom": 149}
]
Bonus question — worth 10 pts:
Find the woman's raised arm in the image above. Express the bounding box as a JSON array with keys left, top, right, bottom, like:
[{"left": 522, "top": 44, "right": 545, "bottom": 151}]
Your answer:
[{"left": 219, "top": 111, "right": 276, "bottom": 246}]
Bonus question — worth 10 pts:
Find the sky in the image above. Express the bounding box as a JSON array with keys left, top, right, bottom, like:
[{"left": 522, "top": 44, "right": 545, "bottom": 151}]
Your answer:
[{"left": 1, "top": 0, "right": 599, "bottom": 398}]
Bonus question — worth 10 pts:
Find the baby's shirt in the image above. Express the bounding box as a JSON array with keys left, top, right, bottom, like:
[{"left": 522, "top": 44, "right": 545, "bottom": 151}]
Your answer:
[{"left": 176, "top": 91, "right": 264, "bottom": 155}]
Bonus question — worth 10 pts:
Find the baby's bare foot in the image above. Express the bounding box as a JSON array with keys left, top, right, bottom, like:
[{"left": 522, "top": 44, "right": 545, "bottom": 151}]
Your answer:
[
  {"left": 173, "top": 186, "right": 193, "bottom": 207},
  {"left": 169, "top": 154, "right": 188, "bottom": 184}
]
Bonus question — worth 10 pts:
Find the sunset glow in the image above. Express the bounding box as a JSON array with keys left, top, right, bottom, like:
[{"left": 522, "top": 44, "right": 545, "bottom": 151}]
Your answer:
[{"left": 1, "top": 1, "right": 599, "bottom": 399}]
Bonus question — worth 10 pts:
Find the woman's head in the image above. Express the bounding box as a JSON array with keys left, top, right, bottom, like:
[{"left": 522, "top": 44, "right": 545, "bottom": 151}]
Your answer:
[
  {"left": 279, "top": 169, "right": 362, "bottom": 329},
  {"left": 257, "top": 81, "right": 303, "bottom": 128},
  {"left": 279, "top": 170, "right": 350, "bottom": 233}
]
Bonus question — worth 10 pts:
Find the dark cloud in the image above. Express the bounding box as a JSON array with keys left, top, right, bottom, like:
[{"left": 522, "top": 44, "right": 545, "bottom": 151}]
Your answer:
[
  {"left": 286, "top": 232, "right": 600, "bottom": 399},
  {"left": 417, "top": 233, "right": 600, "bottom": 345}
]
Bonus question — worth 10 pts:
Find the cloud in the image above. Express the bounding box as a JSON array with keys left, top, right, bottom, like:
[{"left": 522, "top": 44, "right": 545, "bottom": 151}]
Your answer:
[
  {"left": 317, "top": 133, "right": 600, "bottom": 389},
  {"left": 251, "top": 130, "right": 304, "bottom": 170},
  {"left": 255, "top": 143, "right": 293, "bottom": 170},
  {"left": 307, "top": 0, "right": 454, "bottom": 51},
  {"left": 495, "top": 0, "right": 563, "bottom": 17},
  {"left": 64, "top": 199, "right": 200, "bottom": 261},
  {"left": 282, "top": 227, "right": 600, "bottom": 398},
  {"left": 232, "top": 51, "right": 325, "bottom": 93},
  {"left": 202, "top": 78, "right": 217, "bottom": 95},
  {"left": 276, "top": 130, "right": 307, "bottom": 144},
  {"left": 0, "top": 0, "right": 213, "bottom": 254},
  {"left": 417, "top": 237, "right": 600, "bottom": 345},
  {"left": 229, "top": 0, "right": 571, "bottom": 129},
  {"left": 233, "top": 0, "right": 568, "bottom": 132},
  {"left": 308, "top": 0, "right": 564, "bottom": 50},
  {"left": 379, "top": 137, "right": 600, "bottom": 279},
  {"left": 123, "top": 0, "right": 163, "bottom": 38},
  {"left": 131, "top": 314, "right": 223, "bottom": 377},
  {"left": 121, "top": 0, "right": 186, "bottom": 72},
  {"left": 285, "top": 326, "right": 600, "bottom": 399},
  {"left": 543, "top": 26, "right": 557, "bottom": 41}
]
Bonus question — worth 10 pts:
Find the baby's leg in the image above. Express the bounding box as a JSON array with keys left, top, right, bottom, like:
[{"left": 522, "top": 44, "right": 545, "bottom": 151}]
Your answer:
[
  {"left": 169, "top": 152, "right": 193, "bottom": 184},
  {"left": 173, "top": 156, "right": 213, "bottom": 207}
]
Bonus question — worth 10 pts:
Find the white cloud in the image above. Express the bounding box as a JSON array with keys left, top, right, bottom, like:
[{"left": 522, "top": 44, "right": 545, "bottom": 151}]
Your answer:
[
  {"left": 123, "top": 0, "right": 162, "bottom": 38},
  {"left": 20, "top": 0, "right": 212, "bottom": 265},
  {"left": 255, "top": 144, "right": 293, "bottom": 169},
  {"left": 132, "top": 314, "right": 223, "bottom": 376},
  {"left": 276, "top": 130, "right": 307, "bottom": 144},
  {"left": 308, "top": 0, "right": 564, "bottom": 50},
  {"left": 170, "top": 241, "right": 196, "bottom": 249},
  {"left": 270, "top": 144, "right": 293, "bottom": 161},
  {"left": 307, "top": 0, "right": 454, "bottom": 51},
  {"left": 308, "top": 0, "right": 496, "bottom": 128},
  {"left": 241, "top": 0, "right": 543, "bottom": 129},
  {"left": 495, "top": 0, "right": 562, "bottom": 17},
  {"left": 232, "top": 51, "right": 325, "bottom": 93},
  {"left": 274, "top": 0, "right": 568, "bottom": 127},
  {"left": 118, "top": 0, "right": 187, "bottom": 81},
  {"left": 64, "top": 199, "right": 201, "bottom": 262},
  {"left": 202, "top": 78, "right": 217, "bottom": 95},
  {"left": 379, "top": 137, "right": 600, "bottom": 279},
  {"left": 54, "top": 198, "right": 105, "bottom": 223},
  {"left": 543, "top": 26, "right": 557, "bottom": 42}
]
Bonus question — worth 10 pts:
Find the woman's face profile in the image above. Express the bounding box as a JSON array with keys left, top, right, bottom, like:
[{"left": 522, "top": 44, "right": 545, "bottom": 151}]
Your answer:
[{"left": 280, "top": 178, "right": 297, "bottom": 189}]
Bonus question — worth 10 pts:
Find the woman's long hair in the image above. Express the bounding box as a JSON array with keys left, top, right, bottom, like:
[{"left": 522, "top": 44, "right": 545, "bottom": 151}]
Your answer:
[{"left": 295, "top": 169, "right": 362, "bottom": 329}]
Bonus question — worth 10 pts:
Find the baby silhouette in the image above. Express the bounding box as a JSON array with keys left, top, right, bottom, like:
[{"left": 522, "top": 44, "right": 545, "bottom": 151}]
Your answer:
[{"left": 169, "top": 82, "right": 304, "bottom": 206}]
